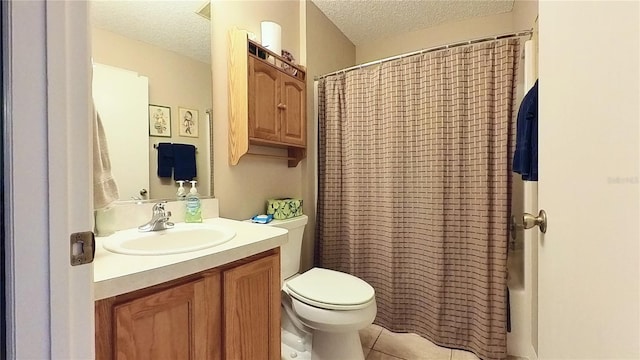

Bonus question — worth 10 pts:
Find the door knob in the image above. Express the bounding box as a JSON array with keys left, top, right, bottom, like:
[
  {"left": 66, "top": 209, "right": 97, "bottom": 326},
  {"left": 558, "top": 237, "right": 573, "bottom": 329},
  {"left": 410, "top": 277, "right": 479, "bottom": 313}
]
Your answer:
[
  {"left": 522, "top": 210, "right": 547, "bottom": 233},
  {"left": 140, "top": 188, "right": 148, "bottom": 196}
]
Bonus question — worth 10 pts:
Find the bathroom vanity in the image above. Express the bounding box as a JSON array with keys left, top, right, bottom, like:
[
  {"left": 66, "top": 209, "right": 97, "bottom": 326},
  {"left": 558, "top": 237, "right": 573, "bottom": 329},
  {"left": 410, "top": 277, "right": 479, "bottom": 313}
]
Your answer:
[{"left": 93, "top": 216, "right": 287, "bottom": 360}]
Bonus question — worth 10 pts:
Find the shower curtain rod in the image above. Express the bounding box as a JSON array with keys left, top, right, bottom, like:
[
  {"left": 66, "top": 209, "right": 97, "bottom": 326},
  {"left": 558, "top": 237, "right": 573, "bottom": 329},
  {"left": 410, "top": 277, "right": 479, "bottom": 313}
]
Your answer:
[{"left": 315, "top": 29, "right": 533, "bottom": 80}]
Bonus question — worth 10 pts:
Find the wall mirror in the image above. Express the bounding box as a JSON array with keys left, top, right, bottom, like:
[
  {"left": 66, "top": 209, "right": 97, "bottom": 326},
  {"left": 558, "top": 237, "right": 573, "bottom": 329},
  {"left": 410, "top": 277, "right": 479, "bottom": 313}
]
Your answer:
[{"left": 90, "top": 0, "right": 213, "bottom": 202}]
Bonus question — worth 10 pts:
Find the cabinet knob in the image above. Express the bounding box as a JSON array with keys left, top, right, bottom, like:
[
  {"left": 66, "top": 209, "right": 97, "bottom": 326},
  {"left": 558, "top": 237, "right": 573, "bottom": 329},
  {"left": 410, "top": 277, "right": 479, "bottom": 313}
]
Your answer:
[{"left": 277, "top": 103, "right": 287, "bottom": 110}]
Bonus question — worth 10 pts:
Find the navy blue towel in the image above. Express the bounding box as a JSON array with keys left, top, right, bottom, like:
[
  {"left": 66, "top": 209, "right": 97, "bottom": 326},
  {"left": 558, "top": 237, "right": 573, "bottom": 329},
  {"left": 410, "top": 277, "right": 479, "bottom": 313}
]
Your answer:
[
  {"left": 513, "top": 80, "right": 538, "bottom": 181},
  {"left": 172, "top": 144, "right": 197, "bottom": 181},
  {"left": 156, "top": 142, "right": 173, "bottom": 178}
]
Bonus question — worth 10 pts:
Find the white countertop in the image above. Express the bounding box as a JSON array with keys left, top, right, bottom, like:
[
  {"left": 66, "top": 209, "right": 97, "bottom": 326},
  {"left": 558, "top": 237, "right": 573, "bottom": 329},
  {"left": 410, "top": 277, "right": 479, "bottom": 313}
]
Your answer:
[{"left": 94, "top": 217, "right": 287, "bottom": 300}]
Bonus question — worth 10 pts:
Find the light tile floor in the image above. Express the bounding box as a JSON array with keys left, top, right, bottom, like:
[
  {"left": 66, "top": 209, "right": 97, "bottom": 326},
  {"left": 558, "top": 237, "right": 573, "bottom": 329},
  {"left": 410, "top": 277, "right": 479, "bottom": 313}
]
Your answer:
[{"left": 359, "top": 324, "right": 526, "bottom": 360}]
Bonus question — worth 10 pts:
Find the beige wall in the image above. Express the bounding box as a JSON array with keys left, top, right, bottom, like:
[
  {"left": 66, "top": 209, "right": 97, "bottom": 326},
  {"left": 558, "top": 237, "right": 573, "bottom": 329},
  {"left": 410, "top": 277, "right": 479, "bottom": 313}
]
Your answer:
[
  {"left": 356, "top": 11, "right": 515, "bottom": 64},
  {"left": 301, "top": 1, "right": 356, "bottom": 270},
  {"left": 92, "top": 27, "right": 212, "bottom": 200},
  {"left": 513, "top": 0, "right": 538, "bottom": 31},
  {"left": 211, "top": 1, "right": 302, "bottom": 220},
  {"left": 513, "top": 0, "right": 539, "bottom": 77}
]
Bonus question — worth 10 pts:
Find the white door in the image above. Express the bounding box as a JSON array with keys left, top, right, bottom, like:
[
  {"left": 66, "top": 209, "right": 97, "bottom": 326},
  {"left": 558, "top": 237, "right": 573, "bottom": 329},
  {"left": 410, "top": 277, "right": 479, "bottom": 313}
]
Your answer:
[
  {"left": 538, "top": 1, "right": 639, "bottom": 358},
  {"left": 92, "top": 63, "right": 150, "bottom": 200},
  {"left": 5, "top": 1, "right": 94, "bottom": 358}
]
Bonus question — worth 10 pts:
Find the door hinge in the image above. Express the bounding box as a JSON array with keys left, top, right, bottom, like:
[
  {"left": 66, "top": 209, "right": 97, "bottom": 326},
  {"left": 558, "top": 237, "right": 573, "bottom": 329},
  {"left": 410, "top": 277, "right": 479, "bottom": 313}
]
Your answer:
[{"left": 70, "top": 231, "right": 95, "bottom": 266}]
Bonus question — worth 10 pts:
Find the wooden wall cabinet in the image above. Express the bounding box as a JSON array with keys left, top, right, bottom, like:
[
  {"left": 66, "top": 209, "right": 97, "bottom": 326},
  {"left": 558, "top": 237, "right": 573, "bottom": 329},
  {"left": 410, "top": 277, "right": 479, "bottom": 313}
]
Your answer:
[
  {"left": 228, "top": 28, "right": 306, "bottom": 167},
  {"left": 248, "top": 57, "right": 306, "bottom": 147},
  {"left": 95, "top": 250, "right": 281, "bottom": 360}
]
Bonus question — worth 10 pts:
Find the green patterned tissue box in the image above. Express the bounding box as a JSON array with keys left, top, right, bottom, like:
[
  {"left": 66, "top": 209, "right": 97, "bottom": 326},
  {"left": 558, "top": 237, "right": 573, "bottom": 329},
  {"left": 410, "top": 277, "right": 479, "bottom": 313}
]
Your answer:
[{"left": 266, "top": 198, "right": 303, "bottom": 220}]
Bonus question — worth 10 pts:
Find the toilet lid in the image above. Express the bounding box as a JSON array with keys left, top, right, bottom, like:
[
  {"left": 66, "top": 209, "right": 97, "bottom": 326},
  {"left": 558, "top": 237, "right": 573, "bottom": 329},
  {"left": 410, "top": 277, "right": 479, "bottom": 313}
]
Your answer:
[{"left": 285, "top": 268, "right": 375, "bottom": 310}]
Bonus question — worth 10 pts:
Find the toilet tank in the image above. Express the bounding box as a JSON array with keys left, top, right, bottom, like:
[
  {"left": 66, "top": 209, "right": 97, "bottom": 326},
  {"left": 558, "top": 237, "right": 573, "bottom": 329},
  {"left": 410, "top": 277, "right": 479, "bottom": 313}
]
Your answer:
[{"left": 267, "top": 215, "right": 308, "bottom": 280}]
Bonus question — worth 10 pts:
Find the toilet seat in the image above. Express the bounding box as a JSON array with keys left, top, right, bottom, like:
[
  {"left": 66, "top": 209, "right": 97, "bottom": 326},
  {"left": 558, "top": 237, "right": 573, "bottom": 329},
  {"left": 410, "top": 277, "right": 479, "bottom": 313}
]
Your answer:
[{"left": 285, "top": 268, "right": 375, "bottom": 310}]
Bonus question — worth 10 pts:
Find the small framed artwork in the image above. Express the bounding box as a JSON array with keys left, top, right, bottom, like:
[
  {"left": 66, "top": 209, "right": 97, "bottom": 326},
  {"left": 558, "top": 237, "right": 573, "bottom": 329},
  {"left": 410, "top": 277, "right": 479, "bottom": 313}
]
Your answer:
[
  {"left": 178, "top": 107, "right": 199, "bottom": 138},
  {"left": 148, "top": 104, "right": 171, "bottom": 137}
]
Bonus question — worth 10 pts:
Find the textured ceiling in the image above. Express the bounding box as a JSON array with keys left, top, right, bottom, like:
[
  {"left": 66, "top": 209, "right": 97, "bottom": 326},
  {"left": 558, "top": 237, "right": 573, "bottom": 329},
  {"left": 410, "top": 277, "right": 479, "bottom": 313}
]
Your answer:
[
  {"left": 90, "top": 0, "right": 211, "bottom": 64},
  {"left": 90, "top": 1, "right": 514, "bottom": 64},
  {"left": 310, "top": 0, "right": 515, "bottom": 45}
]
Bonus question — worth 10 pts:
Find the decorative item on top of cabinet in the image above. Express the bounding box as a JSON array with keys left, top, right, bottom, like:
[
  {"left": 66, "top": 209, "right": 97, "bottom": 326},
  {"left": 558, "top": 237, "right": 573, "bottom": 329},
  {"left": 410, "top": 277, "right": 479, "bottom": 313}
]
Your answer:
[{"left": 228, "top": 27, "right": 307, "bottom": 167}]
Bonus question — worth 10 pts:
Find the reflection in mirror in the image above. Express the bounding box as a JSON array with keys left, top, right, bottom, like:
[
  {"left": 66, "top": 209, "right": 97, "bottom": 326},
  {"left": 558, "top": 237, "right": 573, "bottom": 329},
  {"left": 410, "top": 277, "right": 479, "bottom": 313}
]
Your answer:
[{"left": 90, "top": 0, "right": 213, "bottom": 202}]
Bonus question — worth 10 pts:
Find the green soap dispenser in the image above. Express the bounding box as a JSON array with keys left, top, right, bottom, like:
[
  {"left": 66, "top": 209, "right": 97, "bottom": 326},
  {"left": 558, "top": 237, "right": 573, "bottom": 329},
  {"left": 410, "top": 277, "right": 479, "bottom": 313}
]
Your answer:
[{"left": 185, "top": 180, "right": 202, "bottom": 223}]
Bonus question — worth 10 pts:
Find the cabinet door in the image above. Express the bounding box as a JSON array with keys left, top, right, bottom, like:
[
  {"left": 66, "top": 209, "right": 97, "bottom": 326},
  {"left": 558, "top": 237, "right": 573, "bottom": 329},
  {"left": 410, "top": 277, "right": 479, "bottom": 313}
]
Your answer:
[
  {"left": 112, "top": 278, "right": 218, "bottom": 360},
  {"left": 249, "top": 57, "right": 281, "bottom": 142},
  {"left": 224, "top": 254, "right": 281, "bottom": 360},
  {"left": 280, "top": 74, "right": 306, "bottom": 146}
]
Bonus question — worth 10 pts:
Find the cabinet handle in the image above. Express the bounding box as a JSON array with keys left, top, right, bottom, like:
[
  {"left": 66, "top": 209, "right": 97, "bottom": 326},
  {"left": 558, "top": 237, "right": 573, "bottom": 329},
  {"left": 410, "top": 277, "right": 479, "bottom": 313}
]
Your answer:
[{"left": 277, "top": 103, "right": 287, "bottom": 110}]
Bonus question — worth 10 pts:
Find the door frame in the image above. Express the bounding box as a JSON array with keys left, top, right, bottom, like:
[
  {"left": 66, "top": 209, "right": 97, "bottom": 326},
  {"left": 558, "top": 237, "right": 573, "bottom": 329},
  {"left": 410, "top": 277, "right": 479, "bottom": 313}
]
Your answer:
[
  {"left": 0, "top": 0, "right": 6, "bottom": 357},
  {"left": 4, "top": 1, "right": 94, "bottom": 358}
]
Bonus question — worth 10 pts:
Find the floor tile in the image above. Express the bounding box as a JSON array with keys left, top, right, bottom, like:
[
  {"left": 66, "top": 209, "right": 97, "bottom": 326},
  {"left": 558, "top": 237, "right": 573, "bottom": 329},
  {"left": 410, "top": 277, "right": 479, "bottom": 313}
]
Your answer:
[
  {"left": 360, "top": 324, "right": 384, "bottom": 359},
  {"left": 452, "top": 349, "right": 481, "bottom": 360},
  {"left": 360, "top": 324, "right": 384, "bottom": 349},
  {"left": 372, "top": 329, "right": 451, "bottom": 360},
  {"left": 366, "top": 349, "right": 405, "bottom": 360}
]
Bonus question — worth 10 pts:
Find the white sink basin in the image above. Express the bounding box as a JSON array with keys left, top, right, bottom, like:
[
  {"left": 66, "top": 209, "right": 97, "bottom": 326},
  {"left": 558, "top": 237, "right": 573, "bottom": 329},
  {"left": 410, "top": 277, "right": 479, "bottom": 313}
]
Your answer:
[{"left": 102, "top": 223, "right": 236, "bottom": 256}]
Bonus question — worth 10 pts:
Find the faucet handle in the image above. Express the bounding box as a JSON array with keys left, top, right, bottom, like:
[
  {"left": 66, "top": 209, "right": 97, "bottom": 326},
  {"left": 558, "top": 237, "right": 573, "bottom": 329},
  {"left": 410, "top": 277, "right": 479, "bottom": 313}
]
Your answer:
[{"left": 152, "top": 201, "right": 167, "bottom": 212}]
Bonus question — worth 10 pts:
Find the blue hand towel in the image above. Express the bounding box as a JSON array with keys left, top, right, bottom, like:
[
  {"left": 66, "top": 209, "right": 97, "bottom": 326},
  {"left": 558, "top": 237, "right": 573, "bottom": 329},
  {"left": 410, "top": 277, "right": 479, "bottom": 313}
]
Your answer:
[
  {"left": 172, "top": 143, "right": 197, "bottom": 181},
  {"left": 513, "top": 80, "right": 538, "bottom": 181},
  {"left": 156, "top": 142, "right": 173, "bottom": 178}
]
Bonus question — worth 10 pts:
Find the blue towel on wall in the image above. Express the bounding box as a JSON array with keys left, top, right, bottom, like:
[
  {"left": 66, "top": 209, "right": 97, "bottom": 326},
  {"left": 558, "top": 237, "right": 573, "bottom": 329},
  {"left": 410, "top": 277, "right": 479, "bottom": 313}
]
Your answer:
[
  {"left": 513, "top": 80, "right": 538, "bottom": 181},
  {"left": 172, "top": 143, "right": 197, "bottom": 181},
  {"left": 156, "top": 142, "right": 173, "bottom": 178}
]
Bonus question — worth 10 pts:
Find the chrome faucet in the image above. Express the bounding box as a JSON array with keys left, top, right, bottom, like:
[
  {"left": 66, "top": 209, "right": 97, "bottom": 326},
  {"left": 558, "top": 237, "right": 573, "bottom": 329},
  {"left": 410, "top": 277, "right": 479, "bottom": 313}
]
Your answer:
[{"left": 138, "top": 201, "right": 174, "bottom": 232}]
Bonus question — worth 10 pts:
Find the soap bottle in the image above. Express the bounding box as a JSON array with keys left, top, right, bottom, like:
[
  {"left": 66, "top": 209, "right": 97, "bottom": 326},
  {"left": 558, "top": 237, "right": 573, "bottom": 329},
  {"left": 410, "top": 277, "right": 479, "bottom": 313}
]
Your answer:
[
  {"left": 176, "top": 180, "right": 187, "bottom": 201},
  {"left": 185, "top": 180, "right": 202, "bottom": 223}
]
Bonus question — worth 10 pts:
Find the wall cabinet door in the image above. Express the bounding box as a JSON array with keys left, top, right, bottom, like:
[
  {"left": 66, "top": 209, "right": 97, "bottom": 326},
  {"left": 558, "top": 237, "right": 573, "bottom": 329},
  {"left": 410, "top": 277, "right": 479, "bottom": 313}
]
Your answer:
[
  {"left": 280, "top": 74, "right": 306, "bottom": 146},
  {"left": 248, "top": 57, "right": 306, "bottom": 147},
  {"left": 223, "top": 254, "right": 281, "bottom": 360},
  {"left": 249, "top": 57, "right": 281, "bottom": 142}
]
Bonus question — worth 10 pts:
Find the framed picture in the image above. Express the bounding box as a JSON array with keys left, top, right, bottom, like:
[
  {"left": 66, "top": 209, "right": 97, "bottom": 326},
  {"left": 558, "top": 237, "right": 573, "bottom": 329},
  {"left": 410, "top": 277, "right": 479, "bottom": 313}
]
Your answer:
[
  {"left": 178, "top": 107, "right": 199, "bottom": 138},
  {"left": 148, "top": 104, "right": 171, "bottom": 137}
]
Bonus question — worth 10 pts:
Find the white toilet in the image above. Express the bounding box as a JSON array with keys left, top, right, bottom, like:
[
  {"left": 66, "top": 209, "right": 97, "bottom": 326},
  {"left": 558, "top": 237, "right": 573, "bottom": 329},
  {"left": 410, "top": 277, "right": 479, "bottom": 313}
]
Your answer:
[{"left": 267, "top": 215, "right": 377, "bottom": 360}]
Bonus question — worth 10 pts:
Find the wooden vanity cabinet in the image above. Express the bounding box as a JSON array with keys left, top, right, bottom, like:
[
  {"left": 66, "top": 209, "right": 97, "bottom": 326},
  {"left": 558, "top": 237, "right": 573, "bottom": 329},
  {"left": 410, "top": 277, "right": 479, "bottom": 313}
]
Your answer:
[
  {"left": 224, "top": 252, "right": 281, "bottom": 360},
  {"left": 95, "top": 249, "right": 281, "bottom": 360},
  {"left": 95, "top": 272, "right": 221, "bottom": 360}
]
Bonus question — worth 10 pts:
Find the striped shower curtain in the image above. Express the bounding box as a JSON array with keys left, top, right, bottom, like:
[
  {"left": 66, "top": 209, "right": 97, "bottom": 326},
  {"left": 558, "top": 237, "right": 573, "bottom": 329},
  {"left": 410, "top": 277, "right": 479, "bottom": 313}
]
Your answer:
[{"left": 316, "top": 39, "right": 520, "bottom": 360}]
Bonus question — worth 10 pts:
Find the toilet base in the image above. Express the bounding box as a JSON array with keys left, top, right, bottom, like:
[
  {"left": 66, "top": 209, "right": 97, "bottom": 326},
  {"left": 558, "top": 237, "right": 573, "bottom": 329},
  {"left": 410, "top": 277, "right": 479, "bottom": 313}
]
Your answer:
[
  {"left": 311, "top": 331, "right": 364, "bottom": 360},
  {"left": 281, "top": 339, "right": 311, "bottom": 360}
]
